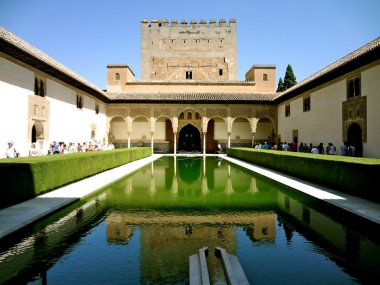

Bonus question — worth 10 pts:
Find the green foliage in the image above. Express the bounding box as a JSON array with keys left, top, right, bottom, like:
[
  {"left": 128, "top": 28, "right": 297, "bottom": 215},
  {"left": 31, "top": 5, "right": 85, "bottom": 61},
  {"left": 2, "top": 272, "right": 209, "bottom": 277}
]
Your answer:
[
  {"left": 276, "top": 77, "right": 284, "bottom": 92},
  {"left": 227, "top": 147, "right": 380, "bottom": 202},
  {"left": 283, "top": 64, "right": 297, "bottom": 90},
  {"left": 0, "top": 148, "right": 152, "bottom": 209}
]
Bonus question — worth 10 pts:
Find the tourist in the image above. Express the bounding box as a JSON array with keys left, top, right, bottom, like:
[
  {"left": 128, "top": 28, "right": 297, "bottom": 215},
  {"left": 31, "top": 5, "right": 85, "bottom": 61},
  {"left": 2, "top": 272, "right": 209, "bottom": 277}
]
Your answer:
[
  {"left": 262, "top": 142, "right": 270, "bottom": 150},
  {"left": 317, "top": 143, "right": 325, "bottom": 154},
  {"left": 326, "top": 143, "right": 336, "bottom": 155},
  {"left": 29, "top": 143, "right": 41, "bottom": 156},
  {"left": 5, "top": 140, "right": 19, "bottom": 158},
  {"left": 340, "top": 142, "right": 348, "bottom": 156},
  {"left": 347, "top": 144, "right": 355, "bottom": 156},
  {"left": 311, "top": 145, "right": 319, "bottom": 154},
  {"left": 282, "top": 142, "right": 289, "bottom": 151}
]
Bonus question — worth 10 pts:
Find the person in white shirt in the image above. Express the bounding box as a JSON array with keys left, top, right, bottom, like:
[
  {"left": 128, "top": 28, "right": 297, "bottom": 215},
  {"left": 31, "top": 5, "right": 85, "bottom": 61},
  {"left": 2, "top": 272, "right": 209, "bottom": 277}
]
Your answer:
[
  {"left": 5, "top": 140, "right": 18, "bottom": 158},
  {"left": 311, "top": 145, "right": 319, "bottom": 154}
]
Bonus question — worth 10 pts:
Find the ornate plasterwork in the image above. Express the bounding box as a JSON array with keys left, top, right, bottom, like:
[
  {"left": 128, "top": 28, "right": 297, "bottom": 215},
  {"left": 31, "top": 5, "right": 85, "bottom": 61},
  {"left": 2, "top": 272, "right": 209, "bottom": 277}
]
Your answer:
[
  {"left": 28, "top": 95, "right": 50, "bottom": 141},
  {"left": 342, "top": 96, "right": 367, "bottom": 142}
]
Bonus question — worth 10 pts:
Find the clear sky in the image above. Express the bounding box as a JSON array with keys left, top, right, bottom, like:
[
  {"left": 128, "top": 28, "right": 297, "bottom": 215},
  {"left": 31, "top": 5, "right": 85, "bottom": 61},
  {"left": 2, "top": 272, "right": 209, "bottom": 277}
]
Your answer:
[{"left": 1, "top": 0, "right": 379, "bottom": 90}]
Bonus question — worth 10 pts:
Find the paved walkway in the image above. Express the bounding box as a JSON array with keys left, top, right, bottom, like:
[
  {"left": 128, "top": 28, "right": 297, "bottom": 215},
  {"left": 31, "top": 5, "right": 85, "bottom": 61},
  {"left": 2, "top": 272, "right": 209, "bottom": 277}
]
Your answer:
[
  {"left": 223, "top": 155, "right": 380, "bottom": 226},
  {"left": 0, "top": 154, "right": 163, "bottom": 240},
  {"left": 1, "top": 154, "right": 380, "bottom": 240}
]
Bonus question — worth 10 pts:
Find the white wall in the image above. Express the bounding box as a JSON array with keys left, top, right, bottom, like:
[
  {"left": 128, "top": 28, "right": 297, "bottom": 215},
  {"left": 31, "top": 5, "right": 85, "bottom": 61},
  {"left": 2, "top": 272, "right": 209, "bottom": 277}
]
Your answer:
[
  {"left": 363, "top": 64, "right": 380, "bottom": 158},
  {"left": 0, "top": 56, "right": 108, "bottom": 157},
  {"left": 278, "top": 80, "right": 346, "bottom": 148},
  {"left": 277, "top": 63, "right": 380, "bottom": 158},
  {"left": 45, "top": 79, "right": 107, "bottom": 146},
  {"left": 231, "top": 121, "right": 251, "bottom": 140},
  {"left": 0, "top": 58, "right": 33, "bottom": 157}
]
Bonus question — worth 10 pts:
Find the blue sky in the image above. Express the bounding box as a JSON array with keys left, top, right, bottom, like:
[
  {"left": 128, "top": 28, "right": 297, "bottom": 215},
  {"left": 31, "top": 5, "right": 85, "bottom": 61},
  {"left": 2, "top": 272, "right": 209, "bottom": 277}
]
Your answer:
[{"left": 1, "top": 0, "right": 379, "bottom": 90}]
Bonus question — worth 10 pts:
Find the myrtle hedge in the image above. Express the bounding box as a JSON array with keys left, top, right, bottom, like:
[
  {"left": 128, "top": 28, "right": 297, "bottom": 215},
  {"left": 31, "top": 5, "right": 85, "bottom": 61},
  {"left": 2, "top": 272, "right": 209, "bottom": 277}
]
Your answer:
[
  {"left": 0, "top": 147, "right": 152, "bottom": 209},
  {"left": 227, "top": 147, "right": 380, "bottom": 202}
]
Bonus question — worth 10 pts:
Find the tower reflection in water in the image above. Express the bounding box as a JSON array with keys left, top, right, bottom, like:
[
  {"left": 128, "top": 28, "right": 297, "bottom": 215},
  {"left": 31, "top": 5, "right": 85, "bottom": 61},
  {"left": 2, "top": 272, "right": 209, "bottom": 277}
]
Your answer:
[{"left": 1, "top": 156, "right": 379, "bottom": 285}]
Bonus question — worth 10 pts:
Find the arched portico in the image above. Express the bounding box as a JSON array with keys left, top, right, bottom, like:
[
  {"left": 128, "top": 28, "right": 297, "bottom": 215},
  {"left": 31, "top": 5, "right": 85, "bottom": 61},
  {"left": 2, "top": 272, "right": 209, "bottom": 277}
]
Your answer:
[
  {"left": 231, "top": 117, "right": 252, "bottom": 148},
  {"left": 106, "top": 103, "right": 277, "bottom": 153},
  {"left": 255, "top": 117, "right": 276, "bottom": 145},
  {"left": 109, "top": 116, "right": 128, "bottom": 146}
]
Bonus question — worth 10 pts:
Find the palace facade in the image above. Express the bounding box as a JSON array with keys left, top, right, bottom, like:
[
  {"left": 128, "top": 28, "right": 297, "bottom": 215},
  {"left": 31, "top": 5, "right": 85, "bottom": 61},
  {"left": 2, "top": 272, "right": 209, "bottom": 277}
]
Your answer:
[{"left": 0, "top": 20, "right": 379, "bottom": 158}]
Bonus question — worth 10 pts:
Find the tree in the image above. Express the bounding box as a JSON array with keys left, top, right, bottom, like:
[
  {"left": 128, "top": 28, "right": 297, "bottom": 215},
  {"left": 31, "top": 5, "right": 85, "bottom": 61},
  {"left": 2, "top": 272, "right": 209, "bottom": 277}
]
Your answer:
[
  {"left": 283, "top": 64, "right": 297, "bottom": 90},
  {"left": 276, "top": 77, "right": 284, "bottom": 92}
]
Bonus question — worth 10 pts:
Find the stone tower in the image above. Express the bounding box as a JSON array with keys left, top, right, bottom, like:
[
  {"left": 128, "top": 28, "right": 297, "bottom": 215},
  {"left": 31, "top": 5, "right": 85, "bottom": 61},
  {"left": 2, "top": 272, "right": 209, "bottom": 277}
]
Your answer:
[{"left": 140, "top": 19, "right": 237, "bottom": 81}]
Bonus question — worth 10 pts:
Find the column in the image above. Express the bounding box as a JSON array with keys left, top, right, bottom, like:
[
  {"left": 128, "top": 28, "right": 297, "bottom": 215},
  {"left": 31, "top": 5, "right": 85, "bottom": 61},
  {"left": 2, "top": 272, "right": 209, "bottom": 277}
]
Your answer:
[
  {"left": 128, "top": 132, "right": 131, "bottom": 148},
  {"left": 251, "top": 132, "right": 256, "bottom": 148},
  {"left": 174, "top": 132, "right": 177, "bottom": 155},
  {"left": 227, "top": 132, "right": 231, "bottom": 148},
  {"left": 203, "top": 133, "right": 206, "bottom": 155},
  {"left": 151, "top": 132, "right": 154, "bottom": 153}
]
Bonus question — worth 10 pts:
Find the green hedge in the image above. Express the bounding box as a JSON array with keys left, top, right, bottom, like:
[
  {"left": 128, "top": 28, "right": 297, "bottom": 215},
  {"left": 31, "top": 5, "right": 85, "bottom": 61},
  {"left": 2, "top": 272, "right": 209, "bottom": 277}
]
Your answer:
[
  {"left": 227, "top": 147, "right": 380, "bottom": 202},
  {"left": 0, "top": 147, "right": 152, "bottom": 209}
]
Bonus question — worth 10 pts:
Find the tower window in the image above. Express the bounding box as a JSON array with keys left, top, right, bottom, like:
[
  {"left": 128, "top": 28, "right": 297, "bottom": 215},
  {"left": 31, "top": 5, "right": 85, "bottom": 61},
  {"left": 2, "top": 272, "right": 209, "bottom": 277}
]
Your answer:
[
  {"left": 186, "top": 71, "right": 192, "bottom": 79},
  {"left": 263, "top": 74, "right": 268, "bottom": 81},
  {"left": 219, "top": 69, "right": 223, "bottom": 76},
  {"left": 115, "top": 73, "right": 120, "bottom": 81}
]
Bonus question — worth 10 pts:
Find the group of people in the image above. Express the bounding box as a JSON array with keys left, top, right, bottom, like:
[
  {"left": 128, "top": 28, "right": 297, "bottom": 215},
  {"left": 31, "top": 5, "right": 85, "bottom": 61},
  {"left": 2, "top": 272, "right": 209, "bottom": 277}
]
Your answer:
[
  {"left": 4, "top": 140, "right": 115, "bottom": 158},
  {"left": 46, "top": 141, "right": 115, "bottom": 155},
  {"left": 254, "top": 141, "right": 356, "bottom": 156}
]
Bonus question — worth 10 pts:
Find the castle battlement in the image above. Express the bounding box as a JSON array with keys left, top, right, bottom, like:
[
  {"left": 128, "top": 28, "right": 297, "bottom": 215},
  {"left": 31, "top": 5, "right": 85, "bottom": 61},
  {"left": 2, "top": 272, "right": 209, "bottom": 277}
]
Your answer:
[{"left": 141, "top": 18, "right": 236, "bottom": 29}]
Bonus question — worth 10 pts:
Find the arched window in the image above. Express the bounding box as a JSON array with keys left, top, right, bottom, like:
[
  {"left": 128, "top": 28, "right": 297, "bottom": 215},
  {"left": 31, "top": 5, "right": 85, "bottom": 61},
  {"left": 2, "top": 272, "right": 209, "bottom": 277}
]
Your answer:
[
  {"left": 115, "top": 73, "right": 120, "bottom": 81},
  {"left": 187, "top": 112, "right": 193, "bottom": 119},
  {"left": 263, "top": 74, "right": 268, "bottom": 81}
]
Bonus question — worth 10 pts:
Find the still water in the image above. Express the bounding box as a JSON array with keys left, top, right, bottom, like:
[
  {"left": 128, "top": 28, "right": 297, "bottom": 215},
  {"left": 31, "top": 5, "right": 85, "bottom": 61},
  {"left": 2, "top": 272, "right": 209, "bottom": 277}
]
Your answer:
[{"left": 0, "top": 156, "right": 379, "bottom": 284}]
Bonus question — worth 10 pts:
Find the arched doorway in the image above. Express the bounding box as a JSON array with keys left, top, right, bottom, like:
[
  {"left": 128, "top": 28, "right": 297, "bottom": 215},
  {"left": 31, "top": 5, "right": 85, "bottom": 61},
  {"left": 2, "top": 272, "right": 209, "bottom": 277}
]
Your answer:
[
  {"left": 347, "top": 123, "right": 363, "bottom": 157},
  {"left": 31, "top": 121, "right": 44, "bottom": 143},
  {"left": 31, "top": 125, "right": 37, "bottom": 143},
  {"left": 178, "top": 124, "right": 201, "bottom": 152}
]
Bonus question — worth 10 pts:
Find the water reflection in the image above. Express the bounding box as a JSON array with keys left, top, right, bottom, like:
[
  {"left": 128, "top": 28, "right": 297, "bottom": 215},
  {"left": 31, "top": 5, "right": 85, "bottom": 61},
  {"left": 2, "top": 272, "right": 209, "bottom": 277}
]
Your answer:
[
  {"left": 117, "top": 156, "right": 273, "bottom": 205},
  {"left": 106, "top": 210, "right": 276, "bottom": 284},
  {"left": 0, "top": 157, "right": 379, "bottom": 285}
]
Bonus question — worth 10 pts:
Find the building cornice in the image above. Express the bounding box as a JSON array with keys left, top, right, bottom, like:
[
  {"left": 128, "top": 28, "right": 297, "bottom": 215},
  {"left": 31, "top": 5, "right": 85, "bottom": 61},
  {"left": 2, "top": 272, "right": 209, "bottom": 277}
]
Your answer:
[
  {"left": 0, "top": 26, "right": 109, "bottom": 102},
  {"left": 274, "top": 37, "right": 380, "bottom": 103}
]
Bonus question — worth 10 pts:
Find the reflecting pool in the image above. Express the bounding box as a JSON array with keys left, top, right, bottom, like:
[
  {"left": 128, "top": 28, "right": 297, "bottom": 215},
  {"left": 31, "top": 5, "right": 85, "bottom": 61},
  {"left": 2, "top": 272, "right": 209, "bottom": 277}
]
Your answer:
[{"left": 0, "top": 156, "right": 379, "bottom": 284}]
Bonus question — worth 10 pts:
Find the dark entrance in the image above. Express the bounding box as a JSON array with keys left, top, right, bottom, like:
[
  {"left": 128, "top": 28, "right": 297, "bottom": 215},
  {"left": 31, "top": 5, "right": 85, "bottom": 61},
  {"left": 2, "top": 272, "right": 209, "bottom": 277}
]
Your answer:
[
  {"left": 178, "top": 124, "right": 201, "bottom": 152},
  {"left": 347, "top": 123, "right": 363, "bottom": 157},
  {"left": 31, "top": 125, "right": 37, "bottom": 143}
]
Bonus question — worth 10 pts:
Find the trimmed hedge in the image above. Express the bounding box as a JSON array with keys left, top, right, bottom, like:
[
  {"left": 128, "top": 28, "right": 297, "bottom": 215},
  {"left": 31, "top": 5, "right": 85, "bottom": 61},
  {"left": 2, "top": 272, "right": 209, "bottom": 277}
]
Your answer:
[
  {"left": 0, "top": 147, "right": 152, "bottom": 209},
  {"left": 227, "top": 147, "right": 380, "bottom": 202}
]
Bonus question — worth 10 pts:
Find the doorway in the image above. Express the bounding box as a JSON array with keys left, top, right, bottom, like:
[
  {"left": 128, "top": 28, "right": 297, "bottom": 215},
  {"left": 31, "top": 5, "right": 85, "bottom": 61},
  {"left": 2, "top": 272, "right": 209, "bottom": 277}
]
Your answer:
[
  {"left": 178, "top": 124, "right": 201, "bottom": 152},
  {"left": 347, "top": 123, "right": 363, "bottom": 157}
]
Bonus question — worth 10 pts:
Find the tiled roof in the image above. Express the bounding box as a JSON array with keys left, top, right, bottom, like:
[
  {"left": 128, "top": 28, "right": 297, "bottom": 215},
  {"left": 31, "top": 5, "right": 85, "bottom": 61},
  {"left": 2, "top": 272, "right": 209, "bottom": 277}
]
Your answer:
[
  {"left": 127, "top": 80, "right": 255, "bottom": 85},
  {"left": 0, "top": 26, "right": 108, "bottom": 100},
  {"left": 108, "top": 92, "right": 277, "bottom": 103},
  {"left": 275, "top": 36, "right": 380, "bottom": 100}
]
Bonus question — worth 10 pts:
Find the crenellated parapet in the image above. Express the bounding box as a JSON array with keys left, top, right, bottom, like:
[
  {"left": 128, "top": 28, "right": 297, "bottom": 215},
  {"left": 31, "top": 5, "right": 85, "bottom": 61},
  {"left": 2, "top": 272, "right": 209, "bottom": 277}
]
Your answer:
[{"left": 141, "top": 18, "right": 236, "bottom": 29}]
